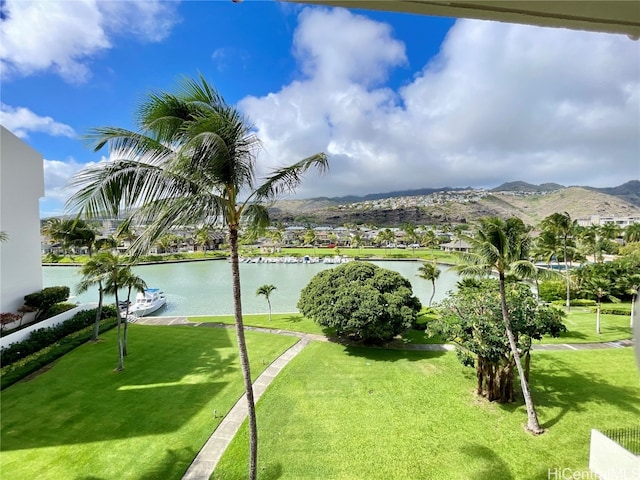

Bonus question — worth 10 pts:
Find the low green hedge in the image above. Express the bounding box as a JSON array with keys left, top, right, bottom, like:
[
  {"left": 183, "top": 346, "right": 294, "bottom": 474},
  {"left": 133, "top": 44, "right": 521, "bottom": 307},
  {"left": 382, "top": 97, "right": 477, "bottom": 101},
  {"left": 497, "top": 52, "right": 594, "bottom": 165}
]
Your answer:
[
  {"left": 590, "top": 307, "right": 631, "bottom": 316},
  {"left": 551, "top": 299, "right": 597, "bottom": 307},
  {"left": 0, "top": 317, "right": 118, "bottom": 390},
  {"left": 0, "top": 306, "right": 116, "bottom": 367}
]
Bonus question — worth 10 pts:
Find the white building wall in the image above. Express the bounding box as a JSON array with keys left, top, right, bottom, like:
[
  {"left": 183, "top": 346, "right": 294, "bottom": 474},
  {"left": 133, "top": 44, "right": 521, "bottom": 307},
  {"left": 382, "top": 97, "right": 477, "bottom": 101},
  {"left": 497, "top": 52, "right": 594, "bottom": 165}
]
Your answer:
[{"left": 0, "top": 126, "right": 45, "bottom": 313}]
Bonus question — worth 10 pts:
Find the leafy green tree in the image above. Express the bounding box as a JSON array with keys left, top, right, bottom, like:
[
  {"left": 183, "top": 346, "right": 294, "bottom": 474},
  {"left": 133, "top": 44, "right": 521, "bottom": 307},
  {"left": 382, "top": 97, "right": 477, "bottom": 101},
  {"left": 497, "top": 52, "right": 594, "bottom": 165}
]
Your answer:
[
  {"left": 540, "top": 212, "right": 577, "bottom": 310},
  {"left": 23, "top": 286, "right": 70, "bottom": 321},
  {"left": 256, "top": 284, "right": 276, "bottom": 321},
  {"left": 65, "top": 74, "right": 327, "bottom": 480},
  {"left": 432, "top": 279, "right": 565, "bottom": 403},
  {"left": 376, "top": 228, "right": 395, "bottom": 248},
  {"left": 0, "top": 231, "right": 8, "bottom": 242},
  {"left": 303, "top": 229, "right": 317, "bottom": 247},
  {"left": 298, "top": 262, "right": 421, "bottom": 343},
  {"left": 455, "top": 217, "right": 544, "bottom": 434},
  {"left": 417, "top": 261, "right": 441, "bottom": 307}
]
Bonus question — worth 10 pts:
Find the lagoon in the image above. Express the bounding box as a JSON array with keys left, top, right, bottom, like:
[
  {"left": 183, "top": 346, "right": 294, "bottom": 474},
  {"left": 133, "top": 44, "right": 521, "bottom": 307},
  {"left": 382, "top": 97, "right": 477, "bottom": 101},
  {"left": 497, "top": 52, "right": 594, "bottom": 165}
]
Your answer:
[{"left": 43, "top": 260, "right": 460, "bottom": 316}]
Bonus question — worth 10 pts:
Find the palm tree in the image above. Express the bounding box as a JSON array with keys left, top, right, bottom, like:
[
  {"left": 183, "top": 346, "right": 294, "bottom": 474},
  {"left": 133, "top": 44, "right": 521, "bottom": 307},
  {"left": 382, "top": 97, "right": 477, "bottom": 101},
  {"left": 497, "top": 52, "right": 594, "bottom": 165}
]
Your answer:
[
  {"left": 256, "top": 284, "right": 277, "bottom": 321},
  {"left": 624, "top": 223, "right": 640, "bottom": 244},
  {"left": 65, "top": 74, "right": 328, "bottom": 480},
  {"left": 584, "top": 275, "right": 620, "bottom": 334},
  {"left": 76, "top": 253, "right": 111, "bottom": 341},
  {"left": 118, "top": 268, "right": 147, "bottom": 356},
  {"left": 617, "top": 272, "right": 640, "bottom": 328},
  {"left": 417, "top": 261, "right": 441, "bottom": 307},
  {"left": 0, "top": 231, "right": 8, "bottom": 242},
  {"left": 455, "top": 217, "right": 544, "bottom": 434},
  {"left": 541, "top": 212, "right": 577, "bottom": 311}
]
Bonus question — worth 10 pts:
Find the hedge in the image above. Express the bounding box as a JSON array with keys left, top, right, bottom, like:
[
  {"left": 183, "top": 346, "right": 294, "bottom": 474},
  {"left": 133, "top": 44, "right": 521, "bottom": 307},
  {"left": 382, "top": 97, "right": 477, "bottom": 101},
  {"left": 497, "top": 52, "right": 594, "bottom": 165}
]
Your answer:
[
  {"left": 0, "top": 317, "right": 118, "bottom": 390},
  {"left": 0, "top": 305, "right": 117, "bottom": 367}
]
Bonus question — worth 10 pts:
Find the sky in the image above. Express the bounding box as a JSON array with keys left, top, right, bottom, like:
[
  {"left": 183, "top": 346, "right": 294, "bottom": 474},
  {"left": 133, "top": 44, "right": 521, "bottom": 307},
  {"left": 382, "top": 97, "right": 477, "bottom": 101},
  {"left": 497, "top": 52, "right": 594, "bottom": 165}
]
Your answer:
[{"left": 1, "top": 0, "right": 639, "bottom": 218}]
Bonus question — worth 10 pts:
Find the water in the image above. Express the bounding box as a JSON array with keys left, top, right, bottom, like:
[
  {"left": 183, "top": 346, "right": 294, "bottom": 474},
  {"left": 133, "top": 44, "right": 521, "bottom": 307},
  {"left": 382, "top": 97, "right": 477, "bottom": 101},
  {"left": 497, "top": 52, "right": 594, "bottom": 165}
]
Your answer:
[{"left": 43, "top": 260, "right": 460, "bottom": 316}]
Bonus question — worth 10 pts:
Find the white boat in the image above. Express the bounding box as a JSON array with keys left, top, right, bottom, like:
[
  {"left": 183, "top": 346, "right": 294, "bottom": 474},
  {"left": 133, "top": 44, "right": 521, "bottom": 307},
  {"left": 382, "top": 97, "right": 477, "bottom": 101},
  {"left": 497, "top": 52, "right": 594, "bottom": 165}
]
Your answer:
[{"left": 129, "top": 288, "right": 166, "bottom": 317}]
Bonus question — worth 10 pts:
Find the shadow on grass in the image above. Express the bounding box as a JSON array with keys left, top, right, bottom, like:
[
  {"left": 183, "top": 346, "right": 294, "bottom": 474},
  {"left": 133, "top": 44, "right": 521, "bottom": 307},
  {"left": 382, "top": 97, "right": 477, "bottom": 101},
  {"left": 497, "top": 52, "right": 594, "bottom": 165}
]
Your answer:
[
  {"left": 460, "top": 444, "right": 514, "bottom": 480},
  {"left": 1, "top": 326, "right": 238, "bottom": 451},
  {"left": 342, "top": 345, "right": 446, "bottom": 362},
  {"left": 531, "top": 356, "right": 640, "bottom": 430},
  {"left": 211, "top": 462, "right": 283, "bottom": 480}
]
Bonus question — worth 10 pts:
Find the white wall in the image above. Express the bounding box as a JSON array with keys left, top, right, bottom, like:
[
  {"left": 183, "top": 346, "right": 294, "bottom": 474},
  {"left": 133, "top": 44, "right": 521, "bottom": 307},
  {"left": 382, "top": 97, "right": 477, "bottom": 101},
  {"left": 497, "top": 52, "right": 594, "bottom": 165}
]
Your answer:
[
  {"left": 0, "top": 126, "right": 45, "bottom": 313},
  {"left": 589, "top": 429, "right": 640, "bottom": 480}
]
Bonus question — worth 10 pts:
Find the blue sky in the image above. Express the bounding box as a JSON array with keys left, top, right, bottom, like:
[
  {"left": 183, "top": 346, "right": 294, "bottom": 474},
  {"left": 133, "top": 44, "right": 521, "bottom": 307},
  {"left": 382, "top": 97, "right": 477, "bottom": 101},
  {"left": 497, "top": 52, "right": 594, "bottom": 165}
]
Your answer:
[{"left": 1, "top": 1, "right": 639, "bottom": 218}]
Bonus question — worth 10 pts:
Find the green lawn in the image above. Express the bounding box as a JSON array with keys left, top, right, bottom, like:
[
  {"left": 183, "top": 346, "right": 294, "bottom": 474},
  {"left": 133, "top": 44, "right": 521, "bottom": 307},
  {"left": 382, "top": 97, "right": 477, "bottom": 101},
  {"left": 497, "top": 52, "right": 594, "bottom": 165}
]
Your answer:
[
  {"left": 190, "top": 313, "right": 332, "bottom": 336},
  {"left": 0, "top": 325, "right": 297, "bottom": 480},
  {"left": 214, "top": 343, "right": 640, "bottom": 480},
  {"left": 537, "top": 307, "right": 633, "bottom": 344}
]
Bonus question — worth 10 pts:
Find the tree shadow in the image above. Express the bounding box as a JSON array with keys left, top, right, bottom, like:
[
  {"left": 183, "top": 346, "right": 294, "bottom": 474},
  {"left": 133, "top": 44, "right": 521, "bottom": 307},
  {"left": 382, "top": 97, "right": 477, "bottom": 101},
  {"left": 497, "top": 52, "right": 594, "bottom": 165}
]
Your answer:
[
  {"left": 139, "top": 447, "right": 198, "bottom": 480},
  {"left": 530, "top": 355, "right": 640, "bottom": 429},
  {"left": 342, "top": 344, "right": 446, "bottom": 362},
  {"left": 460, "top": 443, "right": 514, "bottom": 480}
]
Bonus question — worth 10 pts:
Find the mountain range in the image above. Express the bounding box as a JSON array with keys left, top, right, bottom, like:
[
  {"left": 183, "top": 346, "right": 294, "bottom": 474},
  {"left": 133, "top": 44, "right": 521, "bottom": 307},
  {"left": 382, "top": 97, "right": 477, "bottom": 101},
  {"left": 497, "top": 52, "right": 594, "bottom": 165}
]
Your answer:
[{"left": 270, "top": 180, "right": 640, "bottom": 227}]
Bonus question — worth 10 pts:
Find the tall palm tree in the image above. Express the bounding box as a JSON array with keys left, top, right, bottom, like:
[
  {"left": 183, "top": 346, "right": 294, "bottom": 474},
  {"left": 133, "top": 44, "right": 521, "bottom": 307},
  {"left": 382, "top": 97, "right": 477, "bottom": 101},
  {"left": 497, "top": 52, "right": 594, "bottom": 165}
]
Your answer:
[
  {"left": 65, "top": 74, "right": 328, "bottom": 480},
  {"left": 584, "top": 275, "right": 620, "bottom": 334},
  {"left": 455, "top": 217, "right": 544, "bottom": 434},
  {"left": 624, "top": 223, "right": 640, "bottom": 244},
  {"left": 256, "top": 284, "right": 277, "bottom": 321},
  {"left": 541, "top": 212, "right": 577, "bottom": 311},
  {"left": 417, "top": 261, "right": 441, "bottom": 307}
]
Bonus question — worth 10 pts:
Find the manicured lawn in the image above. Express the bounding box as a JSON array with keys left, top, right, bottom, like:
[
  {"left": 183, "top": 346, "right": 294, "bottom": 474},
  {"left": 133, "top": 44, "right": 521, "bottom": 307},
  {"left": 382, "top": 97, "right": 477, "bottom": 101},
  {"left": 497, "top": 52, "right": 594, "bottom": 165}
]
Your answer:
[
  {"left": 214, "top": 343, "right": 640, "bottom": 479},
  {"left": 537, "top": 307, "right": 632, "bottom": 344},
  {"left": 0, "top": 325, "right": 297, "bottom": 480},
  {"left": 191, "top": 313, "right": 332, "bottom": 336}
]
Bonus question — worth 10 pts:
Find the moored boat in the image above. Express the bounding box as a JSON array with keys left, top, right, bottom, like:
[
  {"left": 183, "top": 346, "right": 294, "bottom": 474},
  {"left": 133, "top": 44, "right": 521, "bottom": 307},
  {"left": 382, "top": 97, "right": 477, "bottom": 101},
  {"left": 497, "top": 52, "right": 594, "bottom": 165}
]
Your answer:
[{"left": 129, "top": 288, "right": 166, "bottom": 317}]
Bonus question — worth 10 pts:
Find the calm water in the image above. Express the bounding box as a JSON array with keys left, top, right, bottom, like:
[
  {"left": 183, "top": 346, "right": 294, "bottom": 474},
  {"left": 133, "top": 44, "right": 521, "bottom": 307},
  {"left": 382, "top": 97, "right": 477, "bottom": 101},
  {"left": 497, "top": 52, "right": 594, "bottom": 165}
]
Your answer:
[{"left": 43, "top": 260, "right": 459, "bottom": 316}]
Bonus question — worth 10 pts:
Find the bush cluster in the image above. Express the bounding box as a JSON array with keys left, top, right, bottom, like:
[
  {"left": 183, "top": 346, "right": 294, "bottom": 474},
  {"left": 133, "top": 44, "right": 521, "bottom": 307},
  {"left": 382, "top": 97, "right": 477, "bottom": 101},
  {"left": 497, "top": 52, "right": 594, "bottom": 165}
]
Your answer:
[
  {"left": 0, "top": 305, "right": 116, "bottom": 367},
  {"left": 23, "top": 286, "right": 70, "bottom": 320}
]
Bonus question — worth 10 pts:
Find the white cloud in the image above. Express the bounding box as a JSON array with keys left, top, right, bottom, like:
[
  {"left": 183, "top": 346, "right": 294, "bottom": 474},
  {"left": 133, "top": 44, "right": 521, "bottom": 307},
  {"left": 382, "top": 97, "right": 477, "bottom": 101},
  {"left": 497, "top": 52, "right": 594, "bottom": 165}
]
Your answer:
[
  {"left": 0, "top": 103, "right": 76, "bottom": 139},
  {"left": 240, "top": 8, "right": 640, "bottom": 198},
  {"left": 43, "top": 157, "right": 102, "bottom": 206},
  {"left": 0, "top": 0, "right": 180, "bottom": 83}
]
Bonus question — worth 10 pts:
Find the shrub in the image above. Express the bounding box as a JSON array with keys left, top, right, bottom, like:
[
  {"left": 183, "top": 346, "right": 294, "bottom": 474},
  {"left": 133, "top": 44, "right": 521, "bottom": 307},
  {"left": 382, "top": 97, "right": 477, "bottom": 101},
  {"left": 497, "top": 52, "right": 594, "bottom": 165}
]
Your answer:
[
  {"left": 538, "top": 280, "right": 574, "bottom": 302},
  {"left": 0, "top": 305, "right": 116, "bottom": 367},
  {"left": 551, "top": 299, "right": 596, "bottom": 307},
  {"left": 24, "top": 286, "right": 70, "bottom": 320},
  {"left": 46, "top": 302, "right": 78, "bottom": 318},
  {"left": 591, "top": 307, "right": 630, "bottom": 316}
]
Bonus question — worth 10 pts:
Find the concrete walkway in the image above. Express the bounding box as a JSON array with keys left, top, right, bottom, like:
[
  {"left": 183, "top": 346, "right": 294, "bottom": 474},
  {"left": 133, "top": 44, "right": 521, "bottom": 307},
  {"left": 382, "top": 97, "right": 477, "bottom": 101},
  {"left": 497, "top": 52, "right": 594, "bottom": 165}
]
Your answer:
[{"left": 133, "top": 315, "right": 634, "bottom": 480}]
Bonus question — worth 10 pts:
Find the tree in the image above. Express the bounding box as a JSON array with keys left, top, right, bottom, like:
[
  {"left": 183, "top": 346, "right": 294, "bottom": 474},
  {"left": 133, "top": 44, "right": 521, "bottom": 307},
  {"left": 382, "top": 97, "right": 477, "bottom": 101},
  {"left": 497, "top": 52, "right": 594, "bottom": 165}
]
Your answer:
[
  {"left": 540, "top": 212, "right": 577, "bottom": 311},
  {"left": 256, "top": 284, "right": 277, "bottom": 321},
  {"left": 42, "top": 218, "right": 96, "bottom": 257},
  {"left": 118, "top": 268, "right": 147, "bottom": 356},
  {"left": 618, "top": 272, "right": 640, "bottom": 328},
  {"left": 0, "top": 231, "right": 8, "bottom": 242},
  {"left": 99, "top": 254, "right": 130, "bottom": 371},
  {"left": 298, "top": 262, "right": 421, "bottom": 343},
  {"left": 77, "top": 254, "right": 109, "bottom": 341},
  {"left": 624, "top": 223, "right": 640, "bottom": 244},
  {"left": 432, "top": 279, "right": 565, "bottom": 403},
  {"left": 583, "top": 273, "right": 620, "bottom": 334},
  {"left": 417, "top": 261, "right": 441, "bottom": 307},
  {"left": 65, "top": 74, "right": 327, "bottom": 480},
  {"left": 455, "top": 217, "right": 545, "bottom": 434}
]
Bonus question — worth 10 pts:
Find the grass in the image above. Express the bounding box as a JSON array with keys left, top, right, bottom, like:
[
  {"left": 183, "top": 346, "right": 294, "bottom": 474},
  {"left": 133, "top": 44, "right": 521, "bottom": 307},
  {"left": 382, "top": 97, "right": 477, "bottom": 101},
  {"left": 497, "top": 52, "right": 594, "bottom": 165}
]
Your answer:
[
  {"left": 0, "top": 325, "right": 297, "bottom": 480},
  {"left": 190, "top": 313, "right": 332, "bottom": 336},
  {"left": 537, "top": 307, "right": 633, "bottom": 344},
  {"left": 213, "top": 343, "right": 640, "bottom": 480}
]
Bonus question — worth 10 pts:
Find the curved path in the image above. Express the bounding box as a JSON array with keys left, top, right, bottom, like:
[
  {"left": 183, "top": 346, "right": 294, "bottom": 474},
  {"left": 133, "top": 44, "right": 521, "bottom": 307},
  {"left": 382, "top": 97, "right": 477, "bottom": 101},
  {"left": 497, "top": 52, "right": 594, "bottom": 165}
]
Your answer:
[{"left": 133, "top": 316, "right": 634, "bottom": 480}]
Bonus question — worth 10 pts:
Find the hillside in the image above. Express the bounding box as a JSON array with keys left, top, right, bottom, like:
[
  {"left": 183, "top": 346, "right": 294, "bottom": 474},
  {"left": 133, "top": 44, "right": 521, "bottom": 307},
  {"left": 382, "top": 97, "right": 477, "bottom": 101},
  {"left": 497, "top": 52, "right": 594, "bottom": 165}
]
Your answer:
[{"left": 270, "top": 186, "right": 640, "bottom": 227}]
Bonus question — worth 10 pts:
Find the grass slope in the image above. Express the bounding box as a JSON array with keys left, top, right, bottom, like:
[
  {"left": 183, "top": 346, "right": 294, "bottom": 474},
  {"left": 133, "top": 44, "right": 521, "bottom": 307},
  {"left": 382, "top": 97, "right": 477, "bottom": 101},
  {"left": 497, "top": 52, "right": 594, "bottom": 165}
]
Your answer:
[
  {"left": 0, "top": 325, "right": 296, "bottom": 480},
  {"left": 214, "top": 343, "right": 640, "bottom": 480}
]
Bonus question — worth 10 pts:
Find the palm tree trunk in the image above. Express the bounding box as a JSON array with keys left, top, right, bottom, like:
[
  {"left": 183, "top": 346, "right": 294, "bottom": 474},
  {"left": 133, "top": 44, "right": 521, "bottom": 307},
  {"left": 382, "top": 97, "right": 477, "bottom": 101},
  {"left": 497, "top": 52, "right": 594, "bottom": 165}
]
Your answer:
[
  {"left": 499, "top": 274, "right": 543, "bottom": 434},
  {"left": 123, "top": 286, "right": 132, "bottom": 356},
  {"left": 564, "top": 243, "right": 571, "bottom": 311},
  {"left": 631, "top": 294, "right": 636, "bottom": 328},
  {"left": 229, "top": 225, "right": 258, "bottom": 480},
  {"left": 596, "top": 301, "right": 601, "bottom": 335},
  {"left": 115, "top": 288, "right": 124, "bottom": 371},
  {"left": 267, "top": 299, "right": 272, "bottom": 322},
  {"left": 429, "top": 280, "right": 436, "bottom": 307},
  {"left": 93, "top": 284, "right": 103, "bottom": 341}
]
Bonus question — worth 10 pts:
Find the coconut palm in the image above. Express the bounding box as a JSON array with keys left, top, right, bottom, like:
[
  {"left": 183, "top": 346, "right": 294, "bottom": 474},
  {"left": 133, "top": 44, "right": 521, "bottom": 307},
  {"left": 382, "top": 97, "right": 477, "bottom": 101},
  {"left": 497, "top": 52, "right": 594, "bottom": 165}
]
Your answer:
[
  {"left": 417, "top": 261, "right": 441, "bottom": 307},
  {"left": 454, "top": 217, "right": 543, "bottom": 434},
  {"left": 256, "top": 284, "right": 277, "bottom": 321},
  {"left": 624, "top": 223, "right": 640, "bottom": 244},
  {"left": 65, "top": 74, "right": 328, "bottom": 480},
  {"left": 118, "top": 269, "right": 147, "bottom": 356},
  {"left": 584, "top": 275, "right": 620, "bottom": 334},
  {"left": 541, "top": 212, "right": 577, "bottom": 310},
  {"left": 76, "top": 253, "right": 111, "bottom": 341}
]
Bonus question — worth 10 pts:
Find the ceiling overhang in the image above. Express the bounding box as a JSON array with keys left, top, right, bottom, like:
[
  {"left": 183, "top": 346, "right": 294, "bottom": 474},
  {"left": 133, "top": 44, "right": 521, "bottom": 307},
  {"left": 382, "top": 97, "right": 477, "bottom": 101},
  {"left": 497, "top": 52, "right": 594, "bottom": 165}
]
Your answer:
[{"left": 289, "top": 1, "right": 640, "bottom": 38}]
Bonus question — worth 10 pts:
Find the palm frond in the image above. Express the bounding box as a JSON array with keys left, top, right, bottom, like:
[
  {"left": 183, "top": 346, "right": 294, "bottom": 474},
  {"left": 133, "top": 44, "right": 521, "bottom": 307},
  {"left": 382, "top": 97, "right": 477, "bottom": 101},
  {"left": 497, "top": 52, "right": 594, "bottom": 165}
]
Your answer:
[{"left": 253, "top": 153, "right": 329, "bottom": 202}]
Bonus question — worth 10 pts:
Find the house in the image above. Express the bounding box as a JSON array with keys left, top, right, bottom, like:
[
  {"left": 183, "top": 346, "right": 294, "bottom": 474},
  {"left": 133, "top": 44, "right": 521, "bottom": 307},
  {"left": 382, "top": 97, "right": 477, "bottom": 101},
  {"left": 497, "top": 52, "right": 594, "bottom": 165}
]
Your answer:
[
  {"left": 0, "top": 126, "right": 45, "bottom": 313},
  {"left": 440, "top": 239, "right": 472, "bottom": 253}
]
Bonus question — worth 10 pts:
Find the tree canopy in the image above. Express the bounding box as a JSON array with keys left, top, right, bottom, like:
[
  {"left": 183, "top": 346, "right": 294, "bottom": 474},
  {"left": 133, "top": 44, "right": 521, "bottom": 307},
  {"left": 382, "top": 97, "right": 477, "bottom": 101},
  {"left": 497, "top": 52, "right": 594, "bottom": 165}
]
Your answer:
[{"left": 298, "top": 261, "right": 421, "bottom": 343}]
